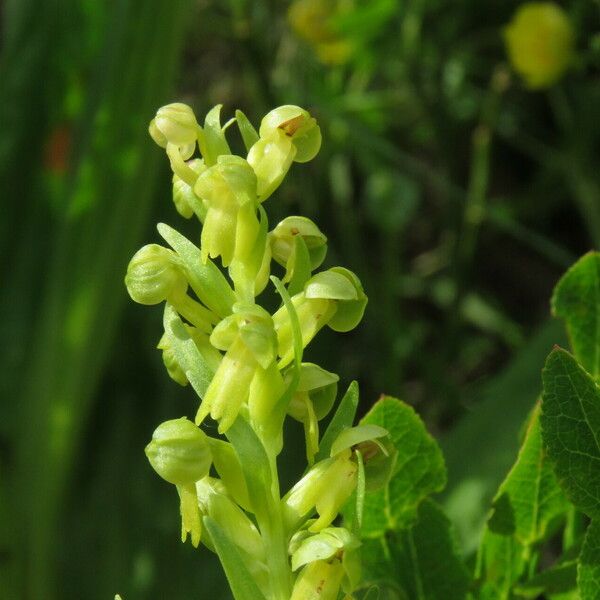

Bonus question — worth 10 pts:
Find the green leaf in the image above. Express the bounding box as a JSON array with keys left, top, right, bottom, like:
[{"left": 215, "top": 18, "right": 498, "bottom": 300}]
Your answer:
[
  {"left": 487, "top": 403, "right": 569, "bottom": 546},
  {"left": 541, "top": 348, "right": 600, "bottom": 519},
  {"left": 287, "top": 235, "right": 313, "bottom": 297},
  {"left": 316, "top": 381, "right": 360, "bottom": 462},
  {"left": 208, "top": 438, "right": 252, "bottom": 512},
  {"left": 270, "top": 275, "right": 303, "bottom": 427},
  {"left": 361, "top": 500, "right": 470, "bottom": 600},
  {"left": 235, "top": 109, "right": 260, "bottom": 152},
  {"left": 552, "top": 252, "right": 600, "bottom": 380},
  {"left": 579, "top": 520, "right": 600, "bottom": 600},
  {"left": 157, "top": 222, "right": 235, "bottom": 318},
  {"left": 203, "top": 516, "right": 268, "bottom": 600},
  {"left": 162, "top": 304, "right": 215, "bottom": 399},
  {"left": 354, "top": 449, "right": 366, "bottom": 533},
  {"left": 514, "top": 559, "right": 577, "bottom": 598},
  {"left": 225, "top": 416, "right": 272, "bottom": 518},
  {"left": 330, "top": 424, "right": 389, "bottom": 457},
  {"left": 476, "top": 528, "right": 526, "bottom": 600},
  {"left": 359, "top": 397, "right": 446, "bottom": 536},
  {"left": 442, "top": 320, "right": 567, "bottom": 554},
  {"left": 202, "top": 104, "right": 231, "bottom": 165}
]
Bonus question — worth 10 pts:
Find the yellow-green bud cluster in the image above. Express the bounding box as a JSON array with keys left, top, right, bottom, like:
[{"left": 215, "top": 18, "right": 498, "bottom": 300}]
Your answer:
[{"left": 127, "top": 102, "right": 388, "bottom": 599}]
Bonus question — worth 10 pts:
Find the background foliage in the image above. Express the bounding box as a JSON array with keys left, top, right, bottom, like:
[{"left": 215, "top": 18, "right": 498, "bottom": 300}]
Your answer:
[{"left": 1, "top": 0, "right": 598, "bottom": 598}]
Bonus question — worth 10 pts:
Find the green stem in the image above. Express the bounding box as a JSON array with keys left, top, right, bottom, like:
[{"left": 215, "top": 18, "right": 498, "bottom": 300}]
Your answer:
[
  {"left": 444, "top": 66, "right": 509, "bottom": 364},
  {"left": 262, "top": 453, "right": 292, "bottom": 600},
  {"left": 549, "top": 87, "right": 600, "bottom": 249}
]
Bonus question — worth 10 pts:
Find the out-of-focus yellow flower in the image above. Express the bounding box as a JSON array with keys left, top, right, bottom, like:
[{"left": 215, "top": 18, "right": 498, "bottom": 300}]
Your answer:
[
  {"left": 288, "top": 0, "right": 355, "bottom": 65},
  {"left": 504, "top": 2, "right": 574, "bottom": 89}
]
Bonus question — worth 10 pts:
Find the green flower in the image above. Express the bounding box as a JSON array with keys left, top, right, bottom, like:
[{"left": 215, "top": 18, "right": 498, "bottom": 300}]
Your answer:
[
  {"left": 149, "top": 103, "right": 198, "bottom": 153},
  {"left": 504, "top": 2, "right": 574, "bottom": 89},
  {"left": 172, "top": 159, "right": 207, "bottom": 220},
  {"left": 289, "top": 526, "right": 359, "bottom": 572},
  {"left": 270, "top": 216, "right": 327, "bottom": 284},
  {"left": 145, "top": 418, "right": 212, "bottom": 547},
  {"left": 196, "top": 477, "right": 267, "bottom": 588},
  {"left": 290, "top": 558, "right": 345, "bottom": 600},
  {"left": 125, "top": 244, "right": 218, "bottom": 333},
  {"left": 149, "top": 103, "right": 202, "bottom": 186},
  {"left": 274, "top": 267, "right": 367, "bottom": 367},
  {"left": 125, "top": 244, "right": 187, "bottom": 305},
  {"left": 286, "top": 363, "right": 338, "bottom": 463},
  {"left": 158, "top": 325, "right": 221, "bottom": 386},
  {"left": 196, "top": 303, "right": 283, "bottom": 434},
  {"left": 283, "top": 448, "right": 358, "bottom": 532},
  {"left": 247, "top": 106, "right": 321, "bottom": 202},
  {"left": 194, "top": 155, "right": 259, "bottom": 267},
  {"left": 259, "top": 106, "right": 322, "bottom": 164}
]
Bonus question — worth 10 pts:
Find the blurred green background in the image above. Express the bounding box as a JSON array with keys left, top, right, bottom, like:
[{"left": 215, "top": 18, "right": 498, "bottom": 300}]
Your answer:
[{"left": 1, "top": 0, "right": 598, "bottom": 598}]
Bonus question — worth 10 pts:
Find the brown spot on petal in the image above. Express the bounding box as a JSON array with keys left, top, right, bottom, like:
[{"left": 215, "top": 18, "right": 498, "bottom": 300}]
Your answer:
[{"left": 279, "top": 115, "right": 304, "bottom": 136}]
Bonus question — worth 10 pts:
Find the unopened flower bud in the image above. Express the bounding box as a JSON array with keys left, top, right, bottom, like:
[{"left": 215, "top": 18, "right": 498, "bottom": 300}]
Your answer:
[
  {"left": 259, "top": 105, "right": 322, "bottom": 163},
  {"left": 125, "top": 244, "right": 187, "bottom": 305},
  {"left": 504, "top": 2, "right": 574, "bottom": 89},
  {"left": 149, "top": 103, "right": 199, "bottom": 150},
  {"left": 145, "top": 418, "right": 212, "bottom": 486}
]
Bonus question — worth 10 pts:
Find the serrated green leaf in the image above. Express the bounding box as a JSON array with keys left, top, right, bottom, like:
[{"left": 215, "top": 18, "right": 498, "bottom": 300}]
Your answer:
[
  {"left": 579, "top": 520, "right": 600, "bottom": 600},
  {"left": 162, "top": 304, "right": 215, "bottom": 399},
  {"left": 203, "top": 516, "right": 268, "bottom": 600},
  {"left": 398, "top": 500, "right": 471, "bottom": 600},
  {"left": 316, "top": 381, "right": 360, "bottom": 462},
  {"left": 488, "top": 403, "right": 569, "bottom": 546},
  {"left": 541, "top": 348, "right": 600, "bottom": 519},
  {"left": 359, "top": 397, "right": 446, "bottom": 536},
  {"left": 442, "top": 320, "right": 567, "bottom": 555},
  {"left": 361, "top": 500, "right": 469, "bottom": 600},
  {"left": 514, "top": 559, "right": 577, "bottom": 598},
  {"left": 552, "top": 252, "right": 600, "bottom": 380}
]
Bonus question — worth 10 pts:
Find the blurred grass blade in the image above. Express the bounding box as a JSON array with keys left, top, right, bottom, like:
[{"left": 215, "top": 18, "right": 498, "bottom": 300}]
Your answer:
[{"left": 4, "top": 1, "right": 195, "bottom": 598}]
